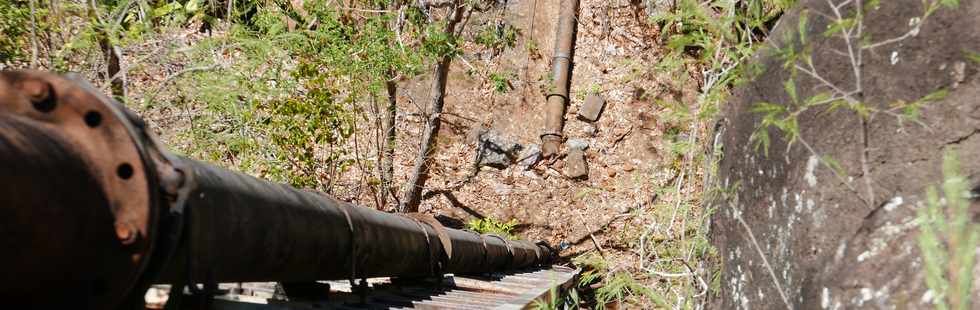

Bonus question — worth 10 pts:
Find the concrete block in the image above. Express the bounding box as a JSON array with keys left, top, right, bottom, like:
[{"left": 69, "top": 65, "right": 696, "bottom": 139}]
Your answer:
[
  {"left": 577, "top": 94, "right": 606, "bottom": 122},
  {"left": 564, "top": 148, "right": 588, "bottom": 179}
]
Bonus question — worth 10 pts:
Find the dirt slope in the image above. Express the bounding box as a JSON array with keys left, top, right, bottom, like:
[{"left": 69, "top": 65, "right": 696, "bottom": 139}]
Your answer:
[{"left": 375, "top": 0, "right": 695, "bottom": 261}]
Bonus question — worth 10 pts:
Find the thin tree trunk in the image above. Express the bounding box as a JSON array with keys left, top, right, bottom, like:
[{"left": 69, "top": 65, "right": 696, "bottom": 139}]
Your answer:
[
  {"left": 380, "top": 77, "right": 397, "bottom": 207},
  {"left": 43, "top": 0, "right": 54, "bottom": 67},
  {"left": 28, "top": 0, "right": 39, "bottom": 69},
  {"left": 103, "top": 43, "right": 125, "bottom": 99},
  {"left": 399, "top": 3, "right": 465, "bottom": 212},
  {"left": 88, "top": 0, "right": 125, "bottom": 100}
]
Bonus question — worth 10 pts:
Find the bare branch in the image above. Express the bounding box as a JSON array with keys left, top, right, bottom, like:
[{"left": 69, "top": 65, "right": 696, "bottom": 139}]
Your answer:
[
  {"left": 735, "top": 214, "right": 793, "bottom": 310},
  {"left": 797, "top": 136, "right": 870, "bottom": 206},
  {"left": 859, "top": 116, "right": 875, "bottom": 206},
  {"left": 825, "top": 0, "right": 861, "bottom": 96},
  {"left": 794, "top": 63, "right": 858, "bottom": 104},
  {"left": 863, "top": 30, "right": 917, "bottom": 50}
]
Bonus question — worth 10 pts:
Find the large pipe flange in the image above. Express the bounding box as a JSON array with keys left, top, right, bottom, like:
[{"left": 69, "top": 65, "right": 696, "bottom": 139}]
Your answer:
[{"left": 0, "top": 70, "right": 163, "bottom": 309}]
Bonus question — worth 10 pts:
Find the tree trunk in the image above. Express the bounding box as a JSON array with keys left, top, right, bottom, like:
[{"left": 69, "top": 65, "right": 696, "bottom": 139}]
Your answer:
[
  {"left": 379, "top": 78, "right": 397, "bottom": 207},
  {"left": 102, "top": 43, "right": 125, "bottom": 100},
  {"left": 399, "top": 3, "right": 464, "bottom": 212},
  {"left": 88, "top": 0, "right": 124, "bottom": 100},
  {"left": 28, "top": 0, "right": 39, "bottom": 69}
]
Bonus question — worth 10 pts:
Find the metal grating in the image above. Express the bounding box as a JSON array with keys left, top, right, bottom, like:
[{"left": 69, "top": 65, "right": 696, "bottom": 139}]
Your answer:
[{"left": 149, "top": 266, "right": 578, "bottom": 309}]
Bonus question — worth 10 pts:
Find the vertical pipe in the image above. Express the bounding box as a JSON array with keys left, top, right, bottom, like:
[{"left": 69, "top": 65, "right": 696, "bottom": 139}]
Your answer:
[{"left": 541, "top": 0, "right": 580, "bottom": 158}]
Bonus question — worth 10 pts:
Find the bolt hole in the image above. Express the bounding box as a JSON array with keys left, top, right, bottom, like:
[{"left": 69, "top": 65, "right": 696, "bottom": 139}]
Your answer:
[
  {"left": 22, "top": 80, "right": 55, "bottom": 112},
  {"left": 31, "top": 97, "right": 56, "bottom": 113},
  {"left": 84, "top": 111, "right": 102, "bottom": 128},
  {"left": 116, "top": 163, "right": 134, "bottom": 180}
]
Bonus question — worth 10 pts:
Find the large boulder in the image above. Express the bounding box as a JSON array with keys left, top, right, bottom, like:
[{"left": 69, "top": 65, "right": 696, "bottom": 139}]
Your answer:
[{"left": 709, "top": 0, "right": 980, "bottom": 309}]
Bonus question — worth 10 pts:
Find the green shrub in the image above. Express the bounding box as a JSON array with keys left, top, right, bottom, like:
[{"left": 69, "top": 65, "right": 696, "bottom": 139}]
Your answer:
[
  {"left": 918, "top": 151, "right": 978, "bottom": 310},
  {"left": 0, "top": 0, "right": 31, "bottom": 64},
  {"left": 466, "top": 217, "right": 519, "bottom": 239}
]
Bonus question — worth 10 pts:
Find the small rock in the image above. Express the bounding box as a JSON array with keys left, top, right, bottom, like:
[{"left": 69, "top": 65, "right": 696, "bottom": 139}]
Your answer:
[
  {"left": 493, "top": 183, "right": 512, "bottom": 195},
  {"left": 583, "top": 124, "right": 598, "bottom": 137},
  {"left": 474, "top": 129, "right": 523, "bottom": 169},
  {"left": 517, "top": 144, "right": 542, "bottom": 169},
  {"left": 578, "top": 94, "right": 606, "bottom": 122},
  {"left": 607, "top": 170, "right": 617, "bottom": 177},
  {"left": 623, "top": 163, "right": 635, "bottom": 172},
  {"left": 566, "top": 138, "right": 590, "bottom": 151},
  {"left": 565, "top": 148, "right": 588, "bottom": 179},
  {"left": 604, "top": 45, "right": 617, "bottom": 55},
  {"left": 952, "top": 61, "right": 966, "bottom": 89}
]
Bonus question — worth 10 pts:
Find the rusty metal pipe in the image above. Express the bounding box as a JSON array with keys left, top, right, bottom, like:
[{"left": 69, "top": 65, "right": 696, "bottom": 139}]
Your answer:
[
  {"left": 0, "top": 71, "right": 555, "bottom": 309},
  {"left": 160, "top": 158, "right": 552, "bottom": 284},
  {"left": 541, "top": 0, "right": 581, "bottom": 157}
]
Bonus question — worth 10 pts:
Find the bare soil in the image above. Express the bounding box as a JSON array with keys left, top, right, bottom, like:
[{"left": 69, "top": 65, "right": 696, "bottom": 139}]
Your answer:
[{"left": 369, "top": 0, "right": 704, "bottom": 268}]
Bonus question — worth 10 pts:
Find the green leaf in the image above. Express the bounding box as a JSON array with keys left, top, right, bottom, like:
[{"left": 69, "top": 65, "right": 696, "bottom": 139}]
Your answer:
[
  {"left": 864, "top": 0, "right": 881, "bottom": 11},
  {"left": 823, "top": 98, "right": 848, "bottom": 114},
  {"left": 751, "top": 102, "right": 786, "bottom": 114},
  {"left": 918, "top": 89, "right": 949, "bottom": 104},
  {"left": 823, "top": 18, "right": 855, "bottom": 37},
  {"left": 751, "top": 128, "right": 771, "bottom": 156},
  {"left": 806, "top": 92, "right": 832, "bottom": 106},
  {"left": 784, "top": 79, "right": 798, "bottom": 103},
  {"left": 185, "top": 0, "right": 200, "bottom": 13},
  {"left": 780, "top": 116, "right": 800, "bottom": 145},
  {"left": 968, "top": 51, "right": 980, "bottom": 64},
  {"left": 820, "top": 155, "right": 846, "bottom": 177},
  {"left": 152, "top": 2, "right": 182, "bottom": 18},
  {"left": 797, "top": 10, "right": 809, "bottom": 44}
]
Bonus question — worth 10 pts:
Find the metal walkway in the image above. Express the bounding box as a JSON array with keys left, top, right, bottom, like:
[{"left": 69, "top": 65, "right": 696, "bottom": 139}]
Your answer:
[{"left": 148, "top": 266, "right": 578, "bottom": 309}]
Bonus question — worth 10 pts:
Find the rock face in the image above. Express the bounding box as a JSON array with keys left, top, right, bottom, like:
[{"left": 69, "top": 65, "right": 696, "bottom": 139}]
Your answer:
[{"left": 709, "top": 1, "right": 980, "bottom": 309}]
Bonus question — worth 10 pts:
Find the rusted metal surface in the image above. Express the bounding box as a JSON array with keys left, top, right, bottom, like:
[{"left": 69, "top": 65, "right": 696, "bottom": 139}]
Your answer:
[
  {"left": 540, "top": 0, "right": 581, "bottom": 158},
  {"left": 153, "top": 266, "right": 578, "bottom": 309},
  {"left": 0, "top": 71, "right": 158, "bottom": 246},
  {"left": 0, "top": 70, "right": 561, "bottom": 309},
  {"left": 0, "top": 70, "right": 167, "bottom": 309},
  {"left": 159, "top": 158, "right": 554, "bottom": 285}
]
